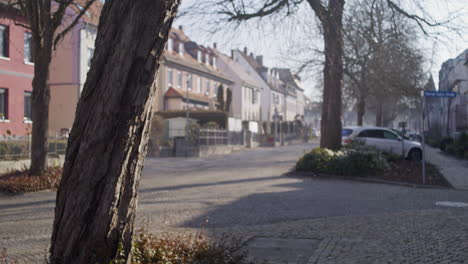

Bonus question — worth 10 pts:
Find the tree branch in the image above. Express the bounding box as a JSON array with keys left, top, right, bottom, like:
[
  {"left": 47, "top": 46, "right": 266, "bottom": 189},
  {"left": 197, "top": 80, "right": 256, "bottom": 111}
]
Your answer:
[
  {"left": 306, "top": 0, "right": 327, "bottom": 22},
  {"left": 53, "top": 0, "right": 97, "bottom": 49},
  {"left": 386, "top": 0, "right": 448, "bottom": 35}
]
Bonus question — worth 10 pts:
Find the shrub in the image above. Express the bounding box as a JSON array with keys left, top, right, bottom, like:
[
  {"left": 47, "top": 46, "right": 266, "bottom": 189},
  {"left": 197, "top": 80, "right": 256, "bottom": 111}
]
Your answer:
[
  {"left": 439, "top": 137, "right": 454, "bottom": 151},
  {"left": 445, "top": 143, "right": 465, "bottom": 158},
  {"left": 295, "top": 148, "right": 334, "bottom": 172},
  {"left": 328, "top": 150, "right": 388, "bottom": 176},
  {"left": 131, "top": 229, "right": 254, "bottom": 264},
  {"left": 296, "top": 146, "right": 388, "bottom": 177}
]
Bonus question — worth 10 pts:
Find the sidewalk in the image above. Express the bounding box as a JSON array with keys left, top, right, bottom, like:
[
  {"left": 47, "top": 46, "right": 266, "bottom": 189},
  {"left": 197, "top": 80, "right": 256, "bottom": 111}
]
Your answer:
[{"left": 425, "top": 145, "right": 468, "bottom": 190}]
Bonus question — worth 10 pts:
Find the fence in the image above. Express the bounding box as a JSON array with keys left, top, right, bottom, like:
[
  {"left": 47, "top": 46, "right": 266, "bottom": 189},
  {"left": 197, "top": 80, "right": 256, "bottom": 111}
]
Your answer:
[{"left": 0, "top": 136, "right": 67, "bottom": 161}]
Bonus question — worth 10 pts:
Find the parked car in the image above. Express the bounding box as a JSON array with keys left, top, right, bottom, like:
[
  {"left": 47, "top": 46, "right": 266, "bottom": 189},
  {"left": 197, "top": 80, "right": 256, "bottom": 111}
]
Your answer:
[{"left": 342, "top": 126, "right": 423, "bottom": 160}]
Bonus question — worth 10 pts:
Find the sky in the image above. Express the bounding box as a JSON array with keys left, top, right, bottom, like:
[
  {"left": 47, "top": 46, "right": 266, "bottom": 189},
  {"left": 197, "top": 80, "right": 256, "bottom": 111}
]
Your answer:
[{"left": 174, "top": 0, "right": 468, "bottom": 101}]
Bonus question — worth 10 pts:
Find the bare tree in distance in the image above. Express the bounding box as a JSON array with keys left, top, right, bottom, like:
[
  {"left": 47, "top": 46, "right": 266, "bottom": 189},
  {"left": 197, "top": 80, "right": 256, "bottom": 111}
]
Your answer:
[
  {"left": 3, "top": 0, "right": 97, "bottom": 175},
  {"left": 49, "top": 0, "right": 181, "bottom": 263},
  {"left": 183, "top": 0, "right": 463, "bottom": 150},
  {"left": 342, "top": 0, "right": 426, "bottom": 126}
]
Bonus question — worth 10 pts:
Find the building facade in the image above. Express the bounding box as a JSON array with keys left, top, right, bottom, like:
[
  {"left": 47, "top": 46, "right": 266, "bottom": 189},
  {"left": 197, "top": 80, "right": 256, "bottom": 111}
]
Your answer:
[
  {"left": 153, "top": 27, "right": 232, "bottom": 113},
  {"left": 439, "top": 49, "right": 468, "bottom": 137},
  {"left": 215, "top": 51, "right": 263, "bottom": 122},
  {"left": 48, "top": 2, "right": 102, "bottom": 136},
  {"left": 0, "top": 6, "right": 33, "bottom": 136}
]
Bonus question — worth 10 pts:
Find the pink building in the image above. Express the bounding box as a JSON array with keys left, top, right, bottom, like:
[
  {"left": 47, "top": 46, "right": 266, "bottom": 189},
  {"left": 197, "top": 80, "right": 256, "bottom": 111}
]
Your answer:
[{"left": 0, "top": 6, "right": 33, "bottom": 136}]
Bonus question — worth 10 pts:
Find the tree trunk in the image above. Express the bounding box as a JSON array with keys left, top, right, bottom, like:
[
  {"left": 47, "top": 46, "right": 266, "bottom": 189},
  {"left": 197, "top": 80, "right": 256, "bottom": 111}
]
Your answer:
[
  {"left": 29, "top": 33, "right": 53, "bottom": 175},
  {"left": 49, "top": 1, "right": 180, "bottom": 263},
  {"left": 319, "top": 0, "right": 344, "bottom": 150},
  {"left": 375, "top": 103, "right": 383, "bottom": 126},
  {"left": 357, "top": 99, "right": 365, "bottom": 126}
]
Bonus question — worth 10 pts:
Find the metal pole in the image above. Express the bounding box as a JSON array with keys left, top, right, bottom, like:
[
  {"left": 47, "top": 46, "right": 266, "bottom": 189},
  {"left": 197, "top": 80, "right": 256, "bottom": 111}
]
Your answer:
[
  {"left": 421, "top": 91, "right": 426, "bottom": 185},
  {"left": 185, "top": 75, "right": 190, "bottom": 157}
]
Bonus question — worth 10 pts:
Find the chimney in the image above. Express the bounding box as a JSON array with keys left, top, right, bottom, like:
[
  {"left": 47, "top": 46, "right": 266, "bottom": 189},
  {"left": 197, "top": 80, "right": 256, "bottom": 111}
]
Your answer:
[
  {"left": 213, "top": 42, "right": 217, "bottom": 49},
  {"left": 243, "top": 47, "right": 247, "bottom": 54},
  {"left": 256, "top": 55, "right": 263, "bottom": 66},
  {"left": 178, "top": 25, "right": 183, "bottom": 31}
]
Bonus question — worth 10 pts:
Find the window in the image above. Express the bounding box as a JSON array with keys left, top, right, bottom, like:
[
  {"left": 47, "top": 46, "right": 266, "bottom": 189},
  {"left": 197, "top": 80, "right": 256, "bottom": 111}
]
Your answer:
[
  {"left": 197, "top": 77, "right": 201, "bottom": 93},
  {"left": 177, "top": 71, "right": 182, "bottom": 88},
  {"left": 167, "top": 68, "right": 173, "bottom": 87},
  {"left": 206, "top": 80, "right": 210, "bottom": 95},
  {"left": 358, "top": 130, "right": 384, "bottom": 138},
  {"left": 383, "top": 131, "right": 399, "bottom": 140},
  {"left": 0, "top": 88, "right": 7, "bottom": 120},
  {"left": 252, "top": 90, "right": 258, "bottom": 104},
  {"left": 87, "top": 48, "right": 94, "bottom": 67},
  {"left": 0, "top": 25, "right": 9, "bottom": 58},
  {"left": 24, "top": 91, "right": 32, "bottom": 121},
  {"left": 178, "top": 42, "right": 184, "bottom": 56},
  {"left": 197, "top": 50, "right": 202, "bottom": 63},
  {"left": 205, "top": 54, "right": 210, "bottom": 65},
  {"left": 168, "top": 38, "right": 173, "bottom": 51},
  {"left": 187, "top": 74, "right": 192, "bottom": 91},
  {"left": 24, "top": 32, "right": 33, "bottom": 63}
]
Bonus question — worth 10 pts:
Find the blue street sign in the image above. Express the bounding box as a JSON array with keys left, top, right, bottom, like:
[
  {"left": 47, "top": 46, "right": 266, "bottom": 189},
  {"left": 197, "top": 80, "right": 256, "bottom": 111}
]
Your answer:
[{"left": 424, "top": 91, "right": 457, "bottom": 98}]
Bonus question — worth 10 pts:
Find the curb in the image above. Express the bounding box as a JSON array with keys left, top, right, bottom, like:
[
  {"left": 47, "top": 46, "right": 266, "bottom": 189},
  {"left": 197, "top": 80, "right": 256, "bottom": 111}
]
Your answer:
[{"left": 287, "top": 171, "right": 452, "bottom": 190}]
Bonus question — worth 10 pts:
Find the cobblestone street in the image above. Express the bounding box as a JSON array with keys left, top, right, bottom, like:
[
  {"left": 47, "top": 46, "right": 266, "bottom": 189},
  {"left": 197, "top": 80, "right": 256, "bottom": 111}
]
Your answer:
[{"left": 1, "top": 144, "right": 468, "bottom": 263}]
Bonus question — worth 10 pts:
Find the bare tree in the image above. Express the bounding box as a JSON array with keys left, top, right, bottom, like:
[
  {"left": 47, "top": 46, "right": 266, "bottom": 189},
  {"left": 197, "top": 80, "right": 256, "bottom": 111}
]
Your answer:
[
  {"left": 342, "top": 0, "right": 425, "bottom": 127},
  {"left": 4, "top": 0, "right": 97, "bottom": 175},
  {"left": 49, "top": 1, "right": 181, "bottom": 263},
  {"left": 183, "top": 0, "right": 460, "bottom": 149}
]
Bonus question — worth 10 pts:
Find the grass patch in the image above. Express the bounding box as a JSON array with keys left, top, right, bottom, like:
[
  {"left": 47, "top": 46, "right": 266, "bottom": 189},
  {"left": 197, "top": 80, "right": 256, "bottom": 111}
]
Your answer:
[{"left": 0, "top": 167, "right": 62, "bottom": 194}]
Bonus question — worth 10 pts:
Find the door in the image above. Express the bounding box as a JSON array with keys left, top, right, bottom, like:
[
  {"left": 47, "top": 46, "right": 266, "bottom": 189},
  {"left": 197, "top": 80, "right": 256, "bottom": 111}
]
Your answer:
[{"left": 381, "top": 130, "right": 403, "bottom": 155}]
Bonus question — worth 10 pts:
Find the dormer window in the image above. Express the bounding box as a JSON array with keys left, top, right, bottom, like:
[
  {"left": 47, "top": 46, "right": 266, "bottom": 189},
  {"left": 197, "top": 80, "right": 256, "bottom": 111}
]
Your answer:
[
  {"left": 213, "top": 57, "right": 217, "bottom": 69},
  {"left": 167, "top": 38, "right": 173, "bottom": 52},
  {"left": 205, "top": 54, "right": 210, "bottom": 66},
  {"left": 197, "top": 50, "right": 202, "bottom": 63},
  {"left": 178, "top": 42, "right": 184, "bottom": 56}
]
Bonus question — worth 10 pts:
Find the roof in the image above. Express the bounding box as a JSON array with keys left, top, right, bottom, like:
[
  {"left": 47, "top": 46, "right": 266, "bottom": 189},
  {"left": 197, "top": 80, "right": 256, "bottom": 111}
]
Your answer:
[
  {"left": 164, "top": 28, "right": 233, "bottom": 84},
  {"left": 164, "top": 87, "right": 211, "bottom": 104},
  {"left": 274, "top": 68, "right": 304, "bottom": 91},
  {"left": 215, "top": 51, "right": 263, "bottom": 89}
]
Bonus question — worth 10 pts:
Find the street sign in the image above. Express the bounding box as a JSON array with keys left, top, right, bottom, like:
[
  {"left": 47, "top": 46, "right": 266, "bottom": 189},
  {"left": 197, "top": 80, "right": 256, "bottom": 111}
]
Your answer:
[{"left": 424, "top": 91, "right": 457, "bottom": 98}]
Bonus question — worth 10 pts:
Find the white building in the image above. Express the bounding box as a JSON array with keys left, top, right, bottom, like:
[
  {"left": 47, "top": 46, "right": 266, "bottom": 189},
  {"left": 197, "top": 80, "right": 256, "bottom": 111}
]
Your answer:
[{"left": 215, "top": 51, "right": 262, "bottom": 122}]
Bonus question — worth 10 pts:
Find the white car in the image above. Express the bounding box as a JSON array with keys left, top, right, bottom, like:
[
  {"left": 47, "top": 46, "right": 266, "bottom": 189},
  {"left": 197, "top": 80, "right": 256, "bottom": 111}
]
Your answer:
[{"left": 342, "top": 126, "right": 423, "bottom": 160}]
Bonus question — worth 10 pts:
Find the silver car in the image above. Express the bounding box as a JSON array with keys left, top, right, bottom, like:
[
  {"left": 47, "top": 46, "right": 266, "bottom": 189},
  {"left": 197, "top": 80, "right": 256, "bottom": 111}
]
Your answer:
[{"left": 342, "top": 126, "right": 423, "bottom": 160}]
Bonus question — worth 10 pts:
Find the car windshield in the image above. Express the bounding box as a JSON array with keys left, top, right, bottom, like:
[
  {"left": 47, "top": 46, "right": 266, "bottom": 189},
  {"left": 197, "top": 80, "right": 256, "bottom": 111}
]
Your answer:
[{"left": 342, "top": 129, "right": 353, "bottom": 137}]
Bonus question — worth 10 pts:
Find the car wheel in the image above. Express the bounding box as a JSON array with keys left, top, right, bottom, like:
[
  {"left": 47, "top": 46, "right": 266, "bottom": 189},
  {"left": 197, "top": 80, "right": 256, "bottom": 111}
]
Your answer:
[{"left": 408, "top": 149, "right": 422, "bottom": 161}]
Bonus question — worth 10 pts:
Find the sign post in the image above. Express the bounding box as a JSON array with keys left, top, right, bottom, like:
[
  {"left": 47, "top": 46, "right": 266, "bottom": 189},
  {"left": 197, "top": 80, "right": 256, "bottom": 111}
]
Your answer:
[{"left": 422, "top": 90, "right": 457, "bottom": 184}]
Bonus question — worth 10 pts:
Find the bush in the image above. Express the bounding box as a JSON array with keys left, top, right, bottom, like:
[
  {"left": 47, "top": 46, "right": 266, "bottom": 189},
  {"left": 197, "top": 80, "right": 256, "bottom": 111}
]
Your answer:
[
  {"left": 295, "top": 148, "right": 334, "bottom": 172},
  {"left": 130, "top": 230, "right": 254, "bottom": 264},
  {"left": 427, "top": 137, "right": 441, "bottom": 148},
  {"left": 0, "top": 141, "right": 29, "bottom": 160},
  {"left": 439, "top": 137, "right": 454, "bottom": 151},
  {"left": 295, "top": 146, "right": 388, "bottom": 177}
]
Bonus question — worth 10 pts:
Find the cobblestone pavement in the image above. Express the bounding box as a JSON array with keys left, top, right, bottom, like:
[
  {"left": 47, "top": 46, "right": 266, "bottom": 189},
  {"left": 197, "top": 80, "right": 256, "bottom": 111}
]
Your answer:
[{"left": 1, "top": 143, "right": 468, "bottom": 263}]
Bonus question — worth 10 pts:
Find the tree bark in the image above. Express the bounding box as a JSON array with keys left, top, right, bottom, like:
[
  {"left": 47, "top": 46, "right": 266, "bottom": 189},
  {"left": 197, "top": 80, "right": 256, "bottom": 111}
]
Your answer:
[
  {"left": 49, "top": 1, "right": 180, "bottom": 263},
  {"left": 29, "top": 43, "right": 53, "bottom": 174},
  {"left": 375, "top": 103, "right": 383, "bottom": 126},
  {"left": 28, "top": 3, "right": 55, "bottom": 175},
  {"left": 318, "top": 0, "right": 345, "bottom": 150}
]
